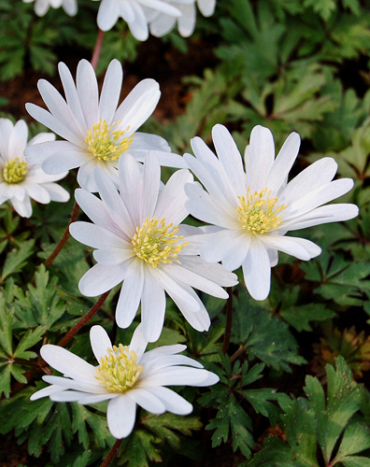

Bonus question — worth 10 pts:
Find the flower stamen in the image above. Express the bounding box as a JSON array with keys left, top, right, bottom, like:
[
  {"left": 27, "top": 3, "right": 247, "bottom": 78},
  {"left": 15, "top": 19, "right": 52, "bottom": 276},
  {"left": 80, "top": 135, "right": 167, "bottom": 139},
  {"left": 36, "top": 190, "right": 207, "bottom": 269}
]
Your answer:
[
  {"left": 132, "top": 216, "right": 188, "bottom": 267},
  {"left": 85, "top": 119, "right": 134, "bottom": 162},
  {"left": 95, "top": 345, "right": 143, "bottom": 393},
  {"left": 2, "top": 158, "right": 28, "bottom": 184},
  {"left": 237, "top": 187, "right": 287, "bottom": 234}
]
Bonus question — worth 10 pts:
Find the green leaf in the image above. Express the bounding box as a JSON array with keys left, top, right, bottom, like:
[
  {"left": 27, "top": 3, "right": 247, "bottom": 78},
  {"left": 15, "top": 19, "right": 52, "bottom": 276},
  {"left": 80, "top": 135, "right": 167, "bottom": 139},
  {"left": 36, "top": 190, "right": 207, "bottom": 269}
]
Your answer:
[
  {"left": 1, "top": 239, "right": 35, "bottom": 281},
  {"left": 333, "top": 422, "right": 370, "bottom": 462},
  {"left": 14, "top": 325, "right": 48, "bottom": 359},
  {"left": 0, "top": 293, "right": 14, "bottom": 357}
]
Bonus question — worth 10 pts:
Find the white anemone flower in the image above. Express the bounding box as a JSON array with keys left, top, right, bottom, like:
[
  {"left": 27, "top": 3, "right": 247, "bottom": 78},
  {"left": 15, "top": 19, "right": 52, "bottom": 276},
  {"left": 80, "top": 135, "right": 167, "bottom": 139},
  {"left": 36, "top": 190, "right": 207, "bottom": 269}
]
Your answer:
[
  {"left": 31, "top": 324, "right": 219, "bottom": 439},
  {"left": 94, "top": 0, "right": 184, "bottom": 40},
  {"left": 184, "top": 124, "right": 359, "bottom": 301},
  {"left": 25, "top": 59, "right": 186, "bottom": 193},
  {"left": 147, "top": 0, "right": 216, "bottom": 38},
  {"left": 23, "top": 0, "right": 77, "bottom": 16},
  {"left": 69, "top": 152, "right": 237, "bottom": 342},
  {"left": 0, "top": 118, "right": 69, "bottom": 218}
]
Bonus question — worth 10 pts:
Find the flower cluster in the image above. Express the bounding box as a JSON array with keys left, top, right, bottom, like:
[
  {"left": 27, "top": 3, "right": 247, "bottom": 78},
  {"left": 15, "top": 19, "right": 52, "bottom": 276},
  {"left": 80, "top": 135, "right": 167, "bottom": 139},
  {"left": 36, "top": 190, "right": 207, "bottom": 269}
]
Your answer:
[
  {"left": 0, "top": 118, "right": 69, "bottom": 217},
  {"left": 23, "top": 0, "right": 217, "bottom": 40},
  {"left": 24, "top": 58, "right": 358, "bottom": 441}
]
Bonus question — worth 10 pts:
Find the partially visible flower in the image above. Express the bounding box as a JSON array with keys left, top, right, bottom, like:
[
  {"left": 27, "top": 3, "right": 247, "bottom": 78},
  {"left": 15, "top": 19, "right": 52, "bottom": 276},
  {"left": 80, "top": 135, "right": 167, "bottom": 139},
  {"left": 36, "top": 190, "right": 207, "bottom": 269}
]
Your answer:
[
  {"left": 94, "top": 0, "right": 183, "bottom": 40},
  {"left": 184, "top": 124, "right": 359, "bottom": 301},
  {"left": 31, "top": 324, "right": 219, "bottom": 438},
  {"left": 0, "top": 119, "right": 69, "bottom": 218},
  {"left": 147, "top": 0, "right": 217, "bottom": 38},
  {"left": 23, "top": 0, "right": 77, "bottom": 16},
  {"left": 25, "top": 59, "right": 186, "bottom": 193},
  {"left": 70, "top": 152, "right": 237, "bottom": 342}
]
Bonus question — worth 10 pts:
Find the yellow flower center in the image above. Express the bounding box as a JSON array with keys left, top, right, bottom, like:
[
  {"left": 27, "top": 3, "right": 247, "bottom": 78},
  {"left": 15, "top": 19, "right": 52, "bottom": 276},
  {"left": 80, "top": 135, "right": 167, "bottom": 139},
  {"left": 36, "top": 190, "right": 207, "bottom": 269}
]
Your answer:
[
  {"left": 95, "top": 345, "right": 143, "bottom": 393},
  {"left": 85, "top": 119, "right": 133, "bottom": 162},
  {"left": 237, "top": 187, "right": 287, "bottom": 234},
  {"left": 131, "top": 216, "right": 188, "bottom": 268},
  {"left": 3, "top": 158, "right": 28, "bottom": 184}
]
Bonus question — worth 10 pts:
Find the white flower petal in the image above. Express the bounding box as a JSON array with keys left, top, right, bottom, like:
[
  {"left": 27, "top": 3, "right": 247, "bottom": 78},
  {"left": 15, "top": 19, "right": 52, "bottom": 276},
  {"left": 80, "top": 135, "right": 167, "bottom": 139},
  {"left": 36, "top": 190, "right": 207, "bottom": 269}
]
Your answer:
[
  {"left": 42, "top": 375, "right": 106, "bottom": 393},
  {"left": 40, "top": 345, "right": 98, "bottom": 385},
  {"left": 242, "top": 239, "right": 271, "bottom": 301},
  {"left": 90, "top": 325, "right": 113, "bottom": 363},
  {"left": 145, "top": 387, "right": 192, "bottom": 414},
  {"left": 70, "top": 221, "right": 129, "bottom": 250},
  {"left": 142, "top": 152, "right": 161, "bottom": 221},
  {"left": 115, "top": 259, "right": 144, "bottom": 328},
  {"left": 245, "top": 125, "right": 275, "bottom": 191},
  {"left": 107, "top": 395, "right": 137, "bottom": 439},
  {"left": 76, "top": 60, "right": 99, "bottom": 129},
  {"left": 260, "top": 235, "right": 319, "bottom": 261},
  {"left": 97, "top": 0, "right": 120, "bottom": 31},
  {"left": 30, "top": 384, "right": 66, "bottom": 401},
  {"left": 79, "top": 262, "right": 129, "bottom": 296},
  {"left": 127, "top": 388, "right": 166, "bottom": 414},
  {"left": 9, "top": 120, "right": 28, "bottom": 159},
  {"left": 99, "top": 59, "right": 123, "bottom": 123},
  {"left": 42, "top": 148, "right": 90, "bottom": 174},
  {"left": 140, "top": 367, "right": 216, "bottom": 387},
  {"left": 114, "top": 79, "right": 160, "bottom": 134},
  {"left": 129, "top": 323, "right": 148, "bottom": 362},
  {"left": 141, "top": 267, "right": 166, "bottom": 342},
  {"left": 212, "top": 124, "right": 246, "bottom": 197}
]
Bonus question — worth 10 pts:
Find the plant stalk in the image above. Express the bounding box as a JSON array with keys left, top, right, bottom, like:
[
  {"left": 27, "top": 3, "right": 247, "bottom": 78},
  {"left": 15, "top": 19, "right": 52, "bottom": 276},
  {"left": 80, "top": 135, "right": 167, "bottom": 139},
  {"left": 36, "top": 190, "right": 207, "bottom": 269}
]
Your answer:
[
  {"left": 100, "top": 439, "right": 123, "bottom": 467},
  {"left": 91, "top": 28, "right": 105, "bottom": 70},
  {"left": 57, "top": 290, "right": 110, "bottom": 347},
  {"left": 45, "top": 201, "right": 80, "bottom": 266}
]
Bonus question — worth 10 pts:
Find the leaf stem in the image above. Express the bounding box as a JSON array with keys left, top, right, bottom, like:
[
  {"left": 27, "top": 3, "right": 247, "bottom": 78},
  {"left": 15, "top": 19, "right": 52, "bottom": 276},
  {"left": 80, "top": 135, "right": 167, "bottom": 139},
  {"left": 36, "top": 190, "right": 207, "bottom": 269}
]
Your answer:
[
  {"left": 45, "top": 201, "right": 80, "bottom": 266},
  {"left": 222, "top": 287, "right": 234, "bottom": 353},
  {"left": 91, "top": 29, "right": 105, "bottom": 71},
  {"left": 100, "top": 439, "right": 123, "bottom": 467},
  {"left": 57, "top": 290, "right": 110, "bottom": 347}
]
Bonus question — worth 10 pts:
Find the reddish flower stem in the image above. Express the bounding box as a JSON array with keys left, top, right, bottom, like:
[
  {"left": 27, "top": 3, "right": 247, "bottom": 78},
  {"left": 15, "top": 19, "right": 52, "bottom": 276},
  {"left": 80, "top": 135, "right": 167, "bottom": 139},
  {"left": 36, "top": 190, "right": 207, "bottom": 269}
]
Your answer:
[
  {"left": 91, "top": 29, "right": 105, "bottom": 71},
  {"left": 57, "top": 290, "right": 110, "bottom": 347},
  {"left": 222, "top": 287, "right": 234, "bottom": 354},
  {"left": 100, "top": 439, "right": 123, "bottom": 467},
  {"left": 45, "top": 201, "right": 80, "bottom": 266}
]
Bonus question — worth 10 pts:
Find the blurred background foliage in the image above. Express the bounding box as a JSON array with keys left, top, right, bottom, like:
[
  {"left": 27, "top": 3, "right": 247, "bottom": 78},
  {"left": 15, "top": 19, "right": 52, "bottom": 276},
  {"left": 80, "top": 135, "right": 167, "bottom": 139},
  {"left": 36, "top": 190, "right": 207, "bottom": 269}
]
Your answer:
[{"left": 1, "top": 0, "right": 370, "bottom": 466}]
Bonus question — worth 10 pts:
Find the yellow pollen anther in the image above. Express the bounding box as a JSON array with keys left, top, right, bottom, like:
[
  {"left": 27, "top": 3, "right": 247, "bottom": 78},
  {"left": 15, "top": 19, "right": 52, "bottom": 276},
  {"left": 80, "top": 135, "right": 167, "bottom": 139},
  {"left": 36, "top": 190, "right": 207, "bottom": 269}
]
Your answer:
[
  {"left": 95, "top": 345, "right": 143, "bottom": 393},
  {"left": 237, "top": 187, "right": 287, "bottom": 234},
  {"left": 85, "top": 119, "right": 133, "bottom": 162},
  {"left": 132, "top": 216, "right": 188, "bottom": 268},
  {"left": 2, "top": 158, "right": 28, "bottom": 184}
]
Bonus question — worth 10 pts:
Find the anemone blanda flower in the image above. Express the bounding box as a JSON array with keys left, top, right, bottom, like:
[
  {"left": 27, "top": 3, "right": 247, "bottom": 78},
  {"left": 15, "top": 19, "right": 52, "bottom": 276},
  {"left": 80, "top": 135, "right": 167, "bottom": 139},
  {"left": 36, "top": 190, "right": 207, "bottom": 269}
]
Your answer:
[
  {"left": 147, "top": 0, "right": 216, "bottom": 38},
  {"left": 25, "top": 59, "right": 186, "bottom": 193},
  {"left": 31, "top": 324, "right": 219, "bottom": 439},
  {"left": 0, "top": 118, "right": 69, "bottom": 218},
  {"left": 184, "top": 124, "right": 359, "bottom": 301},
  {"left": 94, "top": 0, "right": 183, "bottom": 40},
  {"left": 69, "top": 152, "right": 237, "bottom": 342},
  {"left": 23, "top": 0, "right": 77, "bottom": 16}
]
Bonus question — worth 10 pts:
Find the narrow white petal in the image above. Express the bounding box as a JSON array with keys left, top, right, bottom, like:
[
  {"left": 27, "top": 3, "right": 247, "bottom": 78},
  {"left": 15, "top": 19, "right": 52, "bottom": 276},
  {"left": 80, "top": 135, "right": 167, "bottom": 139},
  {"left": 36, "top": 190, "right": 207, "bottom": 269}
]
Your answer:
[
  {"left": 93, "top": 248, "right": 134, "bottom": 265},
  {"left": 260, "top": 235, "right": 316, "bottom": 261},
  {"left": 185, "top": 182, "right": 238, "bottom": 229},
  {"left": 127, "top": 2, "right": 149, "bottom": 41},
  {"left": 245, "top": 125, "right": 275, "bottom": 191},
  {"left": 107, "top": 395, "right": 137, "bottom": 439},
  {"left": 90, "top": 326, "right": 113, "bottom": 363},
  {"left": 25, "top": 140, "right": 76, "bottom": 164},
  {"left": 115, "top": 260, "right": 144, "bottom": 328},
  {"left": 280, "top": 157, "right": 338, "bottom": 205},
  {"left": 70, "top": 221, "right": 130, "bottom": 250},
  {"left": 127, "top": 388, "right": 166, "bottom": 414},
  {"left": 9, "top": 120, "right": 28, "bottom": 159},
  {"left": 265, "top": 132, "right": 301, "bottom": 194},
  {"left": 42, "top": 375, "right": 105, "bottom": 393},
  {"left": 129, "top": 323, "right": 148, "bottom": 363},
  {"left": 76, "top": 60, "right": 99, "bottom": 129},
  {"left": 79, "top": 262, "right": 129, "bottom": 297},
  {"left": 11, "top": 196, "right": 32, "bottom": 218},
  {"left": 197, "top": 0, "right": 216, "bottom": 16},
  {"left": 117, "top": 154, "right": 143, "bottom": 229},
  {"left": 200, "top": 229, "right": 241, "bottom": 263},
  {"left": 40, "top": 345, "right": 98, "bottom": 385},
  {"left": 145, "top": 387, "right": 192, "bottom": 415},
  {"left": 212, "top": 124, "right": 246, "bottom": 197},
  {"left": 24, "top": 183, "right": 50, "bottom": 204},
  {"left": 114, "top": 79, "right": 160, "bottom": 134},
  {"left": 99, "top": 59, "right": 123, "bottom": 123},
  {"left": 179, "top": 255, "right": 238, "bottom": 286},
  {"left": 178, "top": 3, "right": 196, "bottom": 37},
  {"left": 141, "top": 268, "right": 166, "bottom": 342},
  {"left": 42, "top": 149, "right": 90, "bottom": 174},
  {"left": 97, "top": 0, "right": 120, "bottom": 31},
  {"left": 139, "top": 355, "right": 203, "bottom": 379},
  {"left": 155, "top": 169, "right": 193, "bottom": 225},
  {"left": 74, "top": 188, "right": 126, "bottom": 238},
  {"left": 30, "top": 384, "right": 66, "bottom": 400},
  {"left": 41, "top": 183, "right": 70, "bottom": 202},
  {"left": 163, "top": 264, "right": 228, "bottom": 299},
  {"left": 221, "top": 233, "right": 251, "bottom": 271},
  {"left": 242, "top": 239, "right": 271, "bottom": 301},
  {"left": 142, "top": 152, "right": 160, "bottom": 221},
  {"left": 140, "top": 367, "right": 217, "bottom": 387}
]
